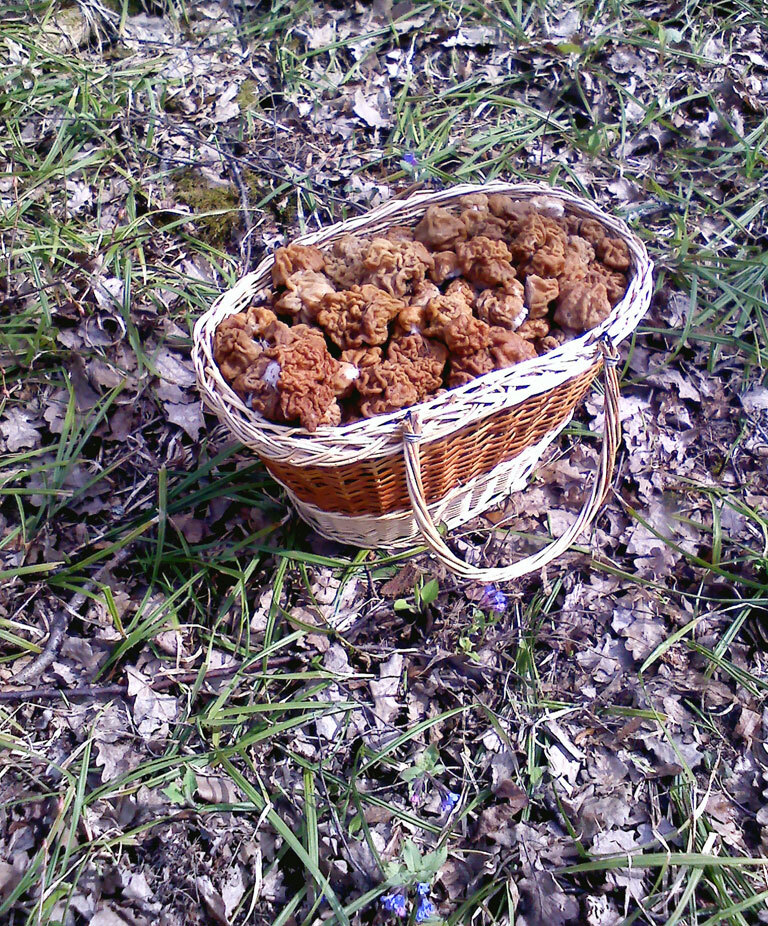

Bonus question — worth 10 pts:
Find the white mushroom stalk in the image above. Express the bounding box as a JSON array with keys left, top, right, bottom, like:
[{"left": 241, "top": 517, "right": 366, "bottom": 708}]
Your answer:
[{"left": 261, "top": 359, "right": 281, "bottom": 388}]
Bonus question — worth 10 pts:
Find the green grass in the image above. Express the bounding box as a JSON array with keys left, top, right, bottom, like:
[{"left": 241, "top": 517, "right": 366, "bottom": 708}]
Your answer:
[{"left": 1, "top": 0, "right": 768, "bottom": 924}]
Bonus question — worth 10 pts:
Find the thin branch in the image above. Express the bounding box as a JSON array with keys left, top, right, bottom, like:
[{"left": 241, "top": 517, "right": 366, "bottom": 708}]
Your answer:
[
  {"left": 0, "top": 655, "right": 296, "bottom": 703},
  {"left": 12, "top": 611, "right": 68, "bottom": 688},
  {"left": 0, "top": 684, "right": 129, "bottom": 702},
  {"left": 11, "top": 547, "right": 135, "bottom": 687},
  {"left": 226, "top": 149, "right": 255, "bottom": 272}
]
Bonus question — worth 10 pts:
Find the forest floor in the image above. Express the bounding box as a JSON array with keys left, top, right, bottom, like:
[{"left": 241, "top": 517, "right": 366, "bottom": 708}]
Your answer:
[{"left": 1, "top": 1, "right": 768, "bottom": 924}]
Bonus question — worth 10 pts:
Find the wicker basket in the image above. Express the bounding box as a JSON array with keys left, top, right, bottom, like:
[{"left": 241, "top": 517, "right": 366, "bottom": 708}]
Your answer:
[{"left": 193, "top": 182, "right": 653, "bottom": 581}]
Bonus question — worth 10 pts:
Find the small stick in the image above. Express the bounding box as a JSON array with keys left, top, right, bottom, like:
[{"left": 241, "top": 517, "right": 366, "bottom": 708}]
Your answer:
[
  {"left": 149, "top": 656, "right": 295, "bottom": 691},
  {"left": 226, "top": 150, "right": 255, "bottom": 272},
  {"left": 0, "top": 684, "right": 128, "bottom": 702},
  {"left": 12, "top": 611, "right": 68, "bottom": 688},
  {"left": 0, "top": 655, "right": 296, "bottom": 703},
  {"left": 11, "top": 547, "right": 135, "bottom": 687}
]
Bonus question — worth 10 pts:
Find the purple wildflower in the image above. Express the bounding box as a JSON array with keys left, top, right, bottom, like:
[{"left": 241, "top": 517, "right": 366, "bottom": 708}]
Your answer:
[
  {"left": 416, "top": 882, "right": 431, "bottom": 898},
  {"left": 439, "top": 790, "right": 461, "bottom": 814},
  {"left": 402, "top": 152, "right": 418, "bottom": 166},
  {"left": 381, "top": 890, "right": 408, "bottom": 918},
  {"left": 482, "top": 584, "right": 508, "bottom": 613},
  {"left": 410, "top": 776, "right": 426, "bottom": 807},
  {"left": 415, "top": 897, "right": 437, "bottom": 922}
]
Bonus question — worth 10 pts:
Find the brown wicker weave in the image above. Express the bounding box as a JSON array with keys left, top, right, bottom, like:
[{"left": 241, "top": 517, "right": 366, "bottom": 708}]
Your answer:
[
  {"left": 193, "top": 182, "right": 653, "bottom": 578},
  {"left": 263, "top": 364, "right": 600, "bottom": 516}
]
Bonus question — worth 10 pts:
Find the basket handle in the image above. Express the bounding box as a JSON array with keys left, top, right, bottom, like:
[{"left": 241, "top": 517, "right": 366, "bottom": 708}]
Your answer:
[{"left": 401, "top": 339, "right": 621, "bottom": 582}]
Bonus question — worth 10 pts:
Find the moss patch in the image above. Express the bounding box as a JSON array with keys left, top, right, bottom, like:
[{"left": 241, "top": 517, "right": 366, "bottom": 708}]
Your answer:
[
  {"left": 242, "top": 169, "right": 300, "bottom": 226},
  {"left": 102, "top": 0, "right": 167, "bottom": 13},
  {"left": 236, "top": 80, "right": 259, "bottom": 110},
  {"left": 174, "top": 171, "right": 241, "bottom": 249}
]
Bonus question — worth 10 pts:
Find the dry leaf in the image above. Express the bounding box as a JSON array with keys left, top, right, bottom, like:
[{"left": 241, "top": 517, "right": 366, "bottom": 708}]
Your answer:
[
  {"left": 123, "top": 871, "right": 155, "bottom": 904},
  {"left": 95, "top": 741, "right": 143, "bottom": 783},
  {"left": 370, "top": 653, "right": 403, "bottom": 726},
  {"left": 477, "top": 803, "right": 524, "bottom": 846},
  {"left": 126, "top": 667, "right": 179, "bottom": 739},
  {"left": 516, "top": 870, "right": 580, "bottom": 926},
  {"left": 742, "top": 386, "right": 768, "bottom": 414},
  {"left": 88, "top": 906, "right": 136, "bottom": 926},
  {"left": 165, "top": 400, "right": 204, "bottom": 440},
  {"left": 221, "top": 865, "right": 246, "bottom": 919},
  {"left": 546, "top": 10, "right": 580, "bottom": 40},
  {"left": 353, "top": 89, "right": 389, "bottom": 128},
  {"left": 196, "top": 875, "right": 228, "bottom": 926},
  {"left": 93, "top": 277, "right": 125, "bottom": 311},
  {"left": 154, "top": 348, "right": 196, "bottom": 387},
  {"left": 0, "top": 408, "right": 41, "bottom": 452}
]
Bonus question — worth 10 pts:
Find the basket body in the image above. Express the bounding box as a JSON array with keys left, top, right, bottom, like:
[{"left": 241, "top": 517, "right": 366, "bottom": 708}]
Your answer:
[{"left": 193, "top": 182, "right": 653, "bottom": 548}]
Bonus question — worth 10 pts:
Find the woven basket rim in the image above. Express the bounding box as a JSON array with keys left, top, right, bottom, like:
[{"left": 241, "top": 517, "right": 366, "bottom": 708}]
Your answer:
[{"left": 192, "top": 181, "right": 654, "bottom": 466}]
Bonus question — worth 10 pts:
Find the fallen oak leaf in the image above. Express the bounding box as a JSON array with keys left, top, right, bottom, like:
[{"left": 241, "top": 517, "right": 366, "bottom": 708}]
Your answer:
[
  {"left": 154, "top": 347, "right": 196, "bottom": 387},
  {"left": 477, "top": 801, "right": 527, "bottom": 847},
  {"left": 164, "top": 400, "right": 204, "bottom": 440},
  {"left": 353, "top": 88, "right": 389, "bottom": 128},
  {"left": 126, "top": 667, "right": 179, "bottom": 739},
  {"left": 0, "top": 408, "right": 42, "bottom": 452},
  {"left": 493, "top": 779, "right": 529, "bottom": 811}
]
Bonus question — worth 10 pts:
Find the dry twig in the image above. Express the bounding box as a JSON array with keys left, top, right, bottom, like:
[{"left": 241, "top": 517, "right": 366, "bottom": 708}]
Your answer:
[
  {"left": 11, "top": 547, "right": 135, "bottom": 687},
  {"left": 0, "top": 655, "right": 296, "bottom": 702}
]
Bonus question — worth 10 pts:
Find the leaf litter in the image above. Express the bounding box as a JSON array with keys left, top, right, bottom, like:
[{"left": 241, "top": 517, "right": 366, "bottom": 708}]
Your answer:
[{"left": 1, "top": 0, "right": 768, "bottom": 924}]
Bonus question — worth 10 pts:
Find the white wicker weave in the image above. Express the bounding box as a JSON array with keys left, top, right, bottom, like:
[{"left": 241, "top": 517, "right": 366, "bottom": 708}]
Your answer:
[
  {"left": 402, "top": 343, "right": 622, "bottom": 579},
  {"left": 285, "top": 423, "right": 566, "bottom": 548},
  {"left": 192, "top": 182, "right": 653, "bottom": 571}
]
